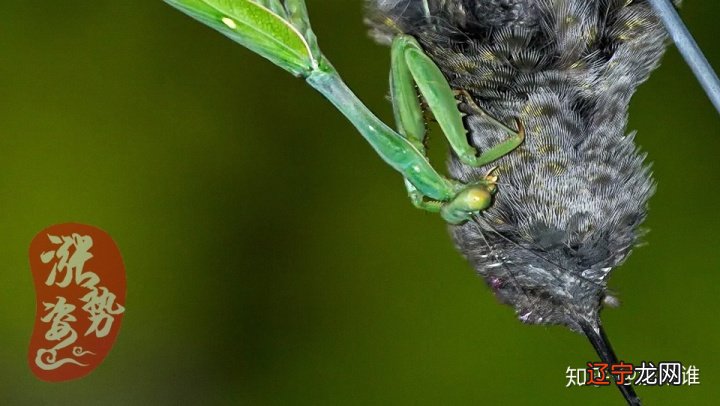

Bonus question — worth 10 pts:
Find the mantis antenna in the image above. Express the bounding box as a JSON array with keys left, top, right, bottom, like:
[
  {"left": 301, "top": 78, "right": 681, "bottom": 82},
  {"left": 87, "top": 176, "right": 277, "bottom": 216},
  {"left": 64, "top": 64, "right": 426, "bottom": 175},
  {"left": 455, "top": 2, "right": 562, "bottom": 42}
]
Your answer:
[{"left": 649, "top": 0, "right": 720, "bottom": 115}]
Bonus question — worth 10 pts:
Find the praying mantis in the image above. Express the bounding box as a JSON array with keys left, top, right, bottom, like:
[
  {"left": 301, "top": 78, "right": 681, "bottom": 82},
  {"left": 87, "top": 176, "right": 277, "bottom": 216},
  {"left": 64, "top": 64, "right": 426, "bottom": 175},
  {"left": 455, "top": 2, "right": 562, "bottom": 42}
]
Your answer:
[{"left": 164, "top": 0, "right": 524, "bottom": 224}]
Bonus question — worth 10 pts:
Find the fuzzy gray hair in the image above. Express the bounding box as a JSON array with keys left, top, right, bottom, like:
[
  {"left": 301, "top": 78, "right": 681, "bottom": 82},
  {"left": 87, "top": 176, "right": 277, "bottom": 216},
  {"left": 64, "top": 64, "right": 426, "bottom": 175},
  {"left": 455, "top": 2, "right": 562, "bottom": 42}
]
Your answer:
[{"left": 366, "top": 0, "right": 672, "bottom": 332}]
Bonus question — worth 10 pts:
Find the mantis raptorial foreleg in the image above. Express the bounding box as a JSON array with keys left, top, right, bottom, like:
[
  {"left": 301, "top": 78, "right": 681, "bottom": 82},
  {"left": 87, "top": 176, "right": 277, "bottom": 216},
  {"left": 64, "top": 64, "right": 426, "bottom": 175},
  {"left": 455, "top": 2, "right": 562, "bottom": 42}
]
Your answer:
[
  {"left": 390, "top": 35, "right": 525, "bottom": 168},
  {"left": 389, "top": 35, "right": 524, "bottom": 223}
]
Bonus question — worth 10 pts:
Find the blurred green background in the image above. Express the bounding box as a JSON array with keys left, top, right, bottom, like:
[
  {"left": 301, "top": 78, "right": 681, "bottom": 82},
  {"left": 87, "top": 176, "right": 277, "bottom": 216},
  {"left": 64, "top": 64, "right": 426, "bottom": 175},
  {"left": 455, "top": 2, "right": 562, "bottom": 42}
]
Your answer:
[{"left": 0, "top": 1, "right": 718, "bottom": 405}]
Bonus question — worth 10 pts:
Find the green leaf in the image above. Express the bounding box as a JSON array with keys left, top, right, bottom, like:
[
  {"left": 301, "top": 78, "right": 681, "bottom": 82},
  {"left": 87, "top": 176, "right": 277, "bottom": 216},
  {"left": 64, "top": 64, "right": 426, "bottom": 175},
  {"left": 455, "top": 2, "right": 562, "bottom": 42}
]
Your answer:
[
  {"left": 166, "top": 0, "right": 316, "bottom": 76},
  {"left": 254, "top": 0, "right": 286, "bottom": 18}
]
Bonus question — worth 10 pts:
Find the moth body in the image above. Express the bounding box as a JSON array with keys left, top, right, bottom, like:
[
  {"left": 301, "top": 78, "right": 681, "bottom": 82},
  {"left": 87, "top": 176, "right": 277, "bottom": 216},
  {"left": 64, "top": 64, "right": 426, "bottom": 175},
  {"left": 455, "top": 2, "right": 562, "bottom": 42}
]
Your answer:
[{"left": 367, "top": 0, "right": 670, "bottom": 332}]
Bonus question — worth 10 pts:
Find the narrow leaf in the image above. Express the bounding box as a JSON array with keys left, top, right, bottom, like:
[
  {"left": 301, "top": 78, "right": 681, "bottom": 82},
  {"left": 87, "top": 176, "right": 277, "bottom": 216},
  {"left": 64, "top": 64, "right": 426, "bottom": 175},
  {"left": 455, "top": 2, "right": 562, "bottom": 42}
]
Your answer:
[{"left": 166, "top": 0, "right": 315, "bottom": 76}]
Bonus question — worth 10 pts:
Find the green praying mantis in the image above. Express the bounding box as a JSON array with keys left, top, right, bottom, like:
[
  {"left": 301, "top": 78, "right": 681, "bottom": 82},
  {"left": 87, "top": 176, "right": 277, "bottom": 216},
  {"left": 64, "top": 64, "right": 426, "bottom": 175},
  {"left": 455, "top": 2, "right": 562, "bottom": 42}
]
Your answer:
[{"left": 164, "top": 0, "right": 525, "bottom": 224}]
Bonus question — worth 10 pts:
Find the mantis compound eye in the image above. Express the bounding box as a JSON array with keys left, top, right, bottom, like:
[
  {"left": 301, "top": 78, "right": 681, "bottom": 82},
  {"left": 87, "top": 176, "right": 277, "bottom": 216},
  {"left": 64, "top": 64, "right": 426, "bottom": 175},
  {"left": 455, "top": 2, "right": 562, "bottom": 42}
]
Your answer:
[
  {"left": 441, "top": 186, "right": 493, "bottom": 224},
  {"left": 462, "top": 187, "right": 493, "bottom": 211}
]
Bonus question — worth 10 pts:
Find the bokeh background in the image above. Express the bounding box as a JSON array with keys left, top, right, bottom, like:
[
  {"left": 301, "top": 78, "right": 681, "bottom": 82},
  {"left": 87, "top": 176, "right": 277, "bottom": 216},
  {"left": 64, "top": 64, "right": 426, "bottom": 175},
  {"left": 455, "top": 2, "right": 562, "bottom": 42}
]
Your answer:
[{"left": 0, "top": 1, "right": 718, "bottom": 405}]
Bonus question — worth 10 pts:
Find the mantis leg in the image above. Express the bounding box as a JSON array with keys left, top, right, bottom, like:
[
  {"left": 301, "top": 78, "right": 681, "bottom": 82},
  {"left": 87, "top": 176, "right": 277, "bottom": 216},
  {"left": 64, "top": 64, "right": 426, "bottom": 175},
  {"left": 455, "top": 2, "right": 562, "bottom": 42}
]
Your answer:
[
  {"left": 389, "top": 35, "right": 526, "bottom": 223},
  {"left": 457, "top": 89, "right": 526, "bottom": 167},
  {"left": 390, "top": 36, "right": 497, "bottom": 223},
  {"left": 394, "top": 35, "right": 525, "bottom": 168},
  {"left": 390, "top": 36, "right": 444, "bottom": 213}
]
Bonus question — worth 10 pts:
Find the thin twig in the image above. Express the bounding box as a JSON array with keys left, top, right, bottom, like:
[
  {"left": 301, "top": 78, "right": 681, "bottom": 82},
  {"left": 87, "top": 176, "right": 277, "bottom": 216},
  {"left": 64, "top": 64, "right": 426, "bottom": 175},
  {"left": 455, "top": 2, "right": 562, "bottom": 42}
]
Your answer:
[{"left": 649, "top": 0, "right": 720, "bottom": 115}]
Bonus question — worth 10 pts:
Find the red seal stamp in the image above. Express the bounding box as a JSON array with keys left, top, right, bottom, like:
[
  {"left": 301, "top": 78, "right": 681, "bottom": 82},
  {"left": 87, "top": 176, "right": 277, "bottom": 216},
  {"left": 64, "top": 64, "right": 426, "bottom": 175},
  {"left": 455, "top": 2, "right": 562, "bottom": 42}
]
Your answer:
[{"left": 28, "top": 223, "right": 126, "bottom": 382}]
